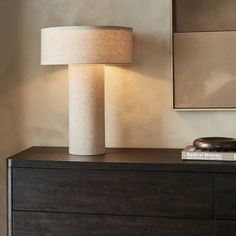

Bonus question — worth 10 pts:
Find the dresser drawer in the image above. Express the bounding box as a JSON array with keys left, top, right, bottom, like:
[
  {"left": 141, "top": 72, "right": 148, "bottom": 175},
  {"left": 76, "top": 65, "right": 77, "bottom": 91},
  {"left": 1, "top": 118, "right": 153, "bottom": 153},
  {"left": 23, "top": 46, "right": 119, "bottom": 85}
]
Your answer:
[
  {"left": 214, "top": 174, "right": 236, "bottom": 219},
  {"left": 13, "top": 211, "right": 213, "bottom": 236},
  {"left": 215, "top": 220, "right": 236, "bottom": 236},
  {"left": 13, "top": 168, "right": 212, "bottom": 218}
]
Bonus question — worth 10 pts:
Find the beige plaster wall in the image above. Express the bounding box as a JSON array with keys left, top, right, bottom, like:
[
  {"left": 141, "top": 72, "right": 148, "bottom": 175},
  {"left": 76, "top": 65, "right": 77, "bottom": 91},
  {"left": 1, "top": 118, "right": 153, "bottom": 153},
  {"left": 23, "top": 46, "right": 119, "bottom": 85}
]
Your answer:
[{"left": 1, "top": 0, "right": 236, "bottom": 235}]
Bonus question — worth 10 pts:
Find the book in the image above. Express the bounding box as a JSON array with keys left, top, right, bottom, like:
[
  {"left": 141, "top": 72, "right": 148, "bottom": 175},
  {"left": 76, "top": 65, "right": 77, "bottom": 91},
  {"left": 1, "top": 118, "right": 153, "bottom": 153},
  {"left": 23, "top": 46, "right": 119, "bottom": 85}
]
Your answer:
[{"left": 182, "top": 146, "right": 236, "bottom": 161}]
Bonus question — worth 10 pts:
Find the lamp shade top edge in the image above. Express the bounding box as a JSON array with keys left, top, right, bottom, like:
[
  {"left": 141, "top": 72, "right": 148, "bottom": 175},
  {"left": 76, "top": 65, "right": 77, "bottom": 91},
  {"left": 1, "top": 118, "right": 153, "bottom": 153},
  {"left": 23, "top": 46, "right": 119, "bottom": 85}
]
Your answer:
[{"left": 41, "top": 25, "right": 133, "bottom": 31}]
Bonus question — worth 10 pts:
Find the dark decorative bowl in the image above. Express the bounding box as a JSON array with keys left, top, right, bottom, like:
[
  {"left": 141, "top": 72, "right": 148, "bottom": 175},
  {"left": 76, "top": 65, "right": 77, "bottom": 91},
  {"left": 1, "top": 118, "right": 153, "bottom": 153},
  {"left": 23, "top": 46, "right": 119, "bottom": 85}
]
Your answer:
[{"left": 193, "top": 137, "right": 236, "bottom": 151}]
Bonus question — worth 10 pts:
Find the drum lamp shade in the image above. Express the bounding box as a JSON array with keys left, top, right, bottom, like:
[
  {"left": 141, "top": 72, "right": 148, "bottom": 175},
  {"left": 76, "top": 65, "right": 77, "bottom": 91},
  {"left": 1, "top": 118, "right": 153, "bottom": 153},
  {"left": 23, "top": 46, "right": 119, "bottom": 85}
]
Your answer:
[{"left": 41, "top": 26, "right": 133, "bottom": 65}]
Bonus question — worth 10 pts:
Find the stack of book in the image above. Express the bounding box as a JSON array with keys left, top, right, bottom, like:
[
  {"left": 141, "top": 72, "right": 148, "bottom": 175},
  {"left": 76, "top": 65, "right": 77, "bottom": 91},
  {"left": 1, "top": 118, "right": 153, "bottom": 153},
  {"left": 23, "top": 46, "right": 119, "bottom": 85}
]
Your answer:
[{"left": 182, "top": 145, "right": 236, "bottom": 161}]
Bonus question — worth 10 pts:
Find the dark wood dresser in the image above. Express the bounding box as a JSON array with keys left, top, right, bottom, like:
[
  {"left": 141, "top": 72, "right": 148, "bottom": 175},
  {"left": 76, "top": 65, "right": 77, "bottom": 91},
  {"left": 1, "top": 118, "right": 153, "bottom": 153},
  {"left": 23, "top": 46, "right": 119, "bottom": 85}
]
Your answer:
[{"left": 7, "top": 147, "right": 236, "bottom": 236}]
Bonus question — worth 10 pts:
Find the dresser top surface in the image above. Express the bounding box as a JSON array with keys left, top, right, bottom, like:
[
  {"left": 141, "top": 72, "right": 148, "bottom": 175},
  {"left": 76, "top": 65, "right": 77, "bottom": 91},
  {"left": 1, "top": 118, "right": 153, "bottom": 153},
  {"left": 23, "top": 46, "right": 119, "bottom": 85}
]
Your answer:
[{"left": 7, "top": 146, "right": 236, "bottom": 173}]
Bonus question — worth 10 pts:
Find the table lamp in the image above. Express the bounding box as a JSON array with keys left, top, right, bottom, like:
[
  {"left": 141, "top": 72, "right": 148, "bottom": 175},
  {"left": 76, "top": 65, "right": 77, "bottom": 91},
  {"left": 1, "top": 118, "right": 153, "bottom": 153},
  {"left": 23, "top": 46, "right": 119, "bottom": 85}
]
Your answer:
[{"left": 41, "top": 26, "right": 133, "bottom": 155}]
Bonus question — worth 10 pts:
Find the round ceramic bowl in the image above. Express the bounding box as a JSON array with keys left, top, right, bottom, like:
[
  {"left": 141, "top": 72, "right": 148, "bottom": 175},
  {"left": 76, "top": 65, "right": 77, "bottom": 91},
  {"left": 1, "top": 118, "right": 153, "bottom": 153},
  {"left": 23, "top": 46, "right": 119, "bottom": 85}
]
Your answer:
[{"left": 193, "top": 137, "right": 236, "bottom": 151}]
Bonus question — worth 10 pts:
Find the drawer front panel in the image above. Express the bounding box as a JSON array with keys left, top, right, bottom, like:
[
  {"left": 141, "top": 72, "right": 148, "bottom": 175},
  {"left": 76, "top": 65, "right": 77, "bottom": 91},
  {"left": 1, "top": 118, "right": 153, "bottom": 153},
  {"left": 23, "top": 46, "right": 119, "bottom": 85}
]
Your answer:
[
  {"left": 215, "top": 220, "right": 236, "bottom": 236},
  {"left": 13, "top": 168, "right": 212, "bottom": 218},
  {"left": 13, "top": 211, "right": 213, "bottom": 236},
  {"left": 215, "top": 174, "right": 236, "bottom": 219}
]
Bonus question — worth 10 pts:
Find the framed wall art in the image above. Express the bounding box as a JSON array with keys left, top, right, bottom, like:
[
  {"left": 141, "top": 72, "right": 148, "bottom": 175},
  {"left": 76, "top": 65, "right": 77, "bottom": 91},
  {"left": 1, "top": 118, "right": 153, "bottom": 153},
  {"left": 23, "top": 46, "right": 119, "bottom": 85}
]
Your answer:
[{"left": 173, "top": 0, "right": 236, "bottom": 110}]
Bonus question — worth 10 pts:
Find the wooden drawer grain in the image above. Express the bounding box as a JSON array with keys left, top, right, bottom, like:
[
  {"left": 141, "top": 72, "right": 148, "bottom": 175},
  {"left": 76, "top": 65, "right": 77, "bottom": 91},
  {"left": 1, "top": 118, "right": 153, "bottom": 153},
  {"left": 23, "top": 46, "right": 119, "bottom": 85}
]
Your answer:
[
  {"left": 214, "top": 174, "right": 236, "bottom": 219},
  {"left": 13, "top": 211, "right": 213, "bottom": 236},
  {"left": 13, "top": 168, "right": 212, "bottom": 218},
  {"left": 215, "top": 220, "right": 236, "bottom": 236}
]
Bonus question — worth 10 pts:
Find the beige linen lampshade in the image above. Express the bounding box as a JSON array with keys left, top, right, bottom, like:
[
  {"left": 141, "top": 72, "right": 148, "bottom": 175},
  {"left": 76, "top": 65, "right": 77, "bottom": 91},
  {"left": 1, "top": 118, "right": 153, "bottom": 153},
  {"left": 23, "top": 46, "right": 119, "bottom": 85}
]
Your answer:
[
  {"left": 41, "top": 26, "right": 133, "bottom": 65},
  {"left": 41, "top": 26, "right": 133, "bottom": 155}
]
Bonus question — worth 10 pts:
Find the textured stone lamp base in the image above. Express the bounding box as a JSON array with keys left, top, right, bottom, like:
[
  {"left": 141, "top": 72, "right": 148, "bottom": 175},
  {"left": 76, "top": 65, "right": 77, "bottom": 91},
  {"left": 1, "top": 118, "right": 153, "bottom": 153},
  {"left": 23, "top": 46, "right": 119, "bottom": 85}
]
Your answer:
[{"left": 68, "top": 64, "right": 105, "bottom": 155}]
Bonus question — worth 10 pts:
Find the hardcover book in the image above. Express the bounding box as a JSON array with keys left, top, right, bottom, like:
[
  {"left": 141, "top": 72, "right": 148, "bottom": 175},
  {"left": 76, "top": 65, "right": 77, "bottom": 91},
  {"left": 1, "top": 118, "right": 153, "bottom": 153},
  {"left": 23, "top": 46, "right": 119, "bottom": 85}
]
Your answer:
[{"left": 182, "top": 146, "right": 236, "bottom": 161}]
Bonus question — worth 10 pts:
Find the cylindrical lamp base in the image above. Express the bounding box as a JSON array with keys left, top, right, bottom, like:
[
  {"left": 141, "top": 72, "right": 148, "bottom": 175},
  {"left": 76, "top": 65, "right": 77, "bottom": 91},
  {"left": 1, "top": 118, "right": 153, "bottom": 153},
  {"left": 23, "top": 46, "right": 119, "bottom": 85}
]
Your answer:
[{"left": 68, "top": 64, "right": 105, "bottom": 155}]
